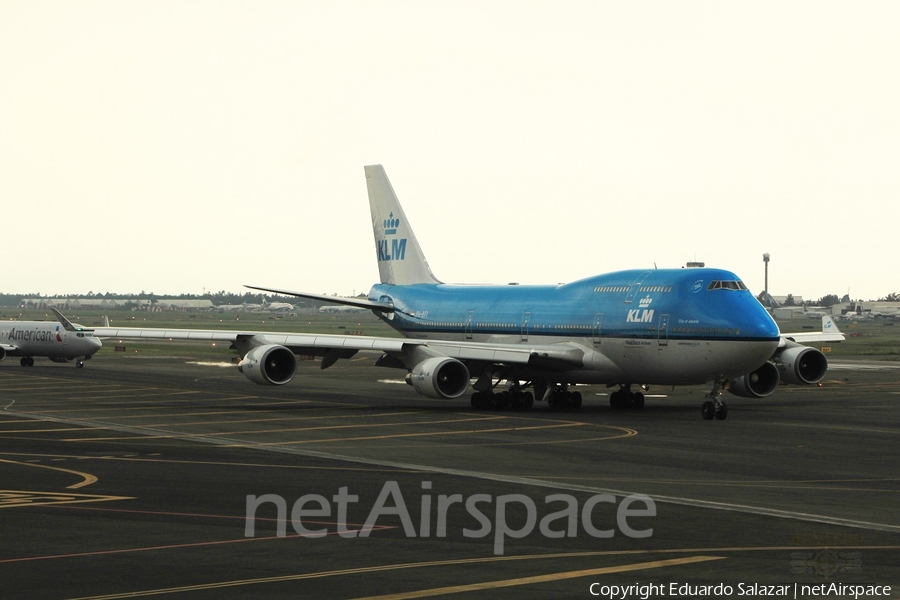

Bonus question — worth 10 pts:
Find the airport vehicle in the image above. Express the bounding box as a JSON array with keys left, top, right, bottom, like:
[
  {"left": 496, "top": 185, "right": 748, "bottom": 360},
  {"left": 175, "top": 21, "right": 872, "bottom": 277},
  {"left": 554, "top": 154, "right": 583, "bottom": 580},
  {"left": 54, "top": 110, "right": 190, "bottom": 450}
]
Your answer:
[
  {"left": 96, "top": 165, "right": 844, "bottom": 419},
  {"left": 0, "top": 309, "right": 102, "bottom": 368}
]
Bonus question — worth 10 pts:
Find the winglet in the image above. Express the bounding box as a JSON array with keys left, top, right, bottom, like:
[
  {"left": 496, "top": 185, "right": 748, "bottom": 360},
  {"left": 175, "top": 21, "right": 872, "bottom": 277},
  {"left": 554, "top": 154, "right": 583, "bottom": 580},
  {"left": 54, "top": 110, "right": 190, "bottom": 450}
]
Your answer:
[{"left": 365, "top": 165, "right": 441, "bottom": 285}]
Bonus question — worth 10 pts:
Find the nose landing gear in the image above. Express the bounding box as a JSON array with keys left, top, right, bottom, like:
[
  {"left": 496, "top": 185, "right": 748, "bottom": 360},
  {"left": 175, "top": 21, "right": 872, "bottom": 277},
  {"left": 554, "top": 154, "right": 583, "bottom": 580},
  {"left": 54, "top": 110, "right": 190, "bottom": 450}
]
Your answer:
[{"left": 701, "top": 382, "right": 728, "bottom": 420}]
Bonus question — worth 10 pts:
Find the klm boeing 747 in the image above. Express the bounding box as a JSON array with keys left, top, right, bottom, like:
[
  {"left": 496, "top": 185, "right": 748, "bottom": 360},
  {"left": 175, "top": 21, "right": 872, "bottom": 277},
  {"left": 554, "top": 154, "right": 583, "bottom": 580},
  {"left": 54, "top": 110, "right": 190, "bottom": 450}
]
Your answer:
[
  {"left": 0, "top": 309, "right": 102, "bottom": 368},
  {"left": 96, "top": 165, "right": 843, "bottom": 420}
]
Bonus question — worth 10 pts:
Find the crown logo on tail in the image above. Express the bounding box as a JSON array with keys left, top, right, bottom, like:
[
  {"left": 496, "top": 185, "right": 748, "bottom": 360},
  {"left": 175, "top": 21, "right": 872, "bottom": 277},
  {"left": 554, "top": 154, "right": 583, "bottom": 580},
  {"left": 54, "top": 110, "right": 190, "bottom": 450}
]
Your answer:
[{"left": 384, "top": 212, "right": 400, "bottom": 235}]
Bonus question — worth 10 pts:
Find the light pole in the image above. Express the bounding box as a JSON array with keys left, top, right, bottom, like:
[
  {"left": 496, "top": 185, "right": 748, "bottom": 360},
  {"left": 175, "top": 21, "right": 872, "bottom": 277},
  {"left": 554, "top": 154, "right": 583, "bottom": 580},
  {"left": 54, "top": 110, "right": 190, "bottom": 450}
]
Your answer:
[{"left": 763, "top": 253, "right": 770, "bottom": 306}]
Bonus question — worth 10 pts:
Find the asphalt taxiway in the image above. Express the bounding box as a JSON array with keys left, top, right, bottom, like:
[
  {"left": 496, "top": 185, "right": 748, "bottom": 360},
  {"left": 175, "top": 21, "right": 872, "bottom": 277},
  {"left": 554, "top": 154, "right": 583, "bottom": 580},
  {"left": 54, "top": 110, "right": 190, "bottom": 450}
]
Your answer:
[{"left": 1, "top": 355, "right": 898, "bottom": 599}]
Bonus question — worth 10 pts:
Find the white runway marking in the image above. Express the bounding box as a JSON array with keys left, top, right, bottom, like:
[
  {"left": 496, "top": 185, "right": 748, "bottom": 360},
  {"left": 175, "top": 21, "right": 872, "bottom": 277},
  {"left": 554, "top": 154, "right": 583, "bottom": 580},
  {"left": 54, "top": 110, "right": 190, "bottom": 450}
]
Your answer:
[
  {"left": 828, "top": 360, "right": 900, "bottom": 371},
  {"left": 185, "top": 362, "right": 235, "bottom": 368}
]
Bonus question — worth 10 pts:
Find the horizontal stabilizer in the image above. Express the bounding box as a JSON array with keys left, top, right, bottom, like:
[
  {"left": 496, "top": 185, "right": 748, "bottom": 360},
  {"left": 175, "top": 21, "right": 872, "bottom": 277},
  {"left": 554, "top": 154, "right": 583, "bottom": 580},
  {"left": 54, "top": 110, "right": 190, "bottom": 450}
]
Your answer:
[{"left": 244, "top": 285, "right": 395, "bottom": 313}]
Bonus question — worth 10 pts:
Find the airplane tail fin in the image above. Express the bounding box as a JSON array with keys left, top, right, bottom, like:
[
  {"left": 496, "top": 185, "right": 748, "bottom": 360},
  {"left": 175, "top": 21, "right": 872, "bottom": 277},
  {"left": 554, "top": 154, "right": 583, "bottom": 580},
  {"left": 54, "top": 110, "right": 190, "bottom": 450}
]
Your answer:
[
  {"left": 822, "top": 315, "right": 841, "bottom": 336},
  {"left": 51, "top": 308, "right": 78, "bottom": 332},
  {"left": 365, "top": 165, "right": 441, "bottom": 286}
]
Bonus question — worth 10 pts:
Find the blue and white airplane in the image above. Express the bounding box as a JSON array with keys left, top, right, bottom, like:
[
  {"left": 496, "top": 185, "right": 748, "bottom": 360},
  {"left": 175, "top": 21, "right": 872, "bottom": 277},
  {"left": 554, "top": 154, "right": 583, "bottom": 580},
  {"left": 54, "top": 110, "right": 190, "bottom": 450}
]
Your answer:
[{"left": 97, "top": 165, "right": 843, "bottom": 419}]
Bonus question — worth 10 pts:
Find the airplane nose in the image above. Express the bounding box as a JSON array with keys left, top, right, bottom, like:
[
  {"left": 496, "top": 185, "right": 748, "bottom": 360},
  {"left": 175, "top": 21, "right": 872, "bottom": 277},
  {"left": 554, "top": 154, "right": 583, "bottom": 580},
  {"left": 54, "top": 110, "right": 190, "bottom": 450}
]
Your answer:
[{"left": 738, "top": 299, "right": 781, "bottom": 340}]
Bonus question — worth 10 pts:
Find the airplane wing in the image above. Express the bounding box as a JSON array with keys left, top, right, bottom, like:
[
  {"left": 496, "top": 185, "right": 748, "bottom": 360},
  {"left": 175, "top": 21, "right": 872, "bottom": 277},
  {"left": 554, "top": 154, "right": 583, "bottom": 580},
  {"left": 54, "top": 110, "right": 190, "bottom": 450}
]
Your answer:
[
  {"left": 92, "top": 327, "right": 586, "bottom": 370},
  {"left": 780, "top": 315, "right": 845, "bottom": 344}
]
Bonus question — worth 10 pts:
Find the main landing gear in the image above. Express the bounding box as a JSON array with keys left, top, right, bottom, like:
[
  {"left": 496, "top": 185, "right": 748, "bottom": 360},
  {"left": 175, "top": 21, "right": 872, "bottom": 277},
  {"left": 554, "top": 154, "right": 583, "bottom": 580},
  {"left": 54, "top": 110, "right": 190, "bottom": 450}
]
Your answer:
[
  {"left": 547, "top": 385, "right": 582, "bottom": 411},
  {"left": 470, "top": 378, "right": 587, "bottom": 412},
  {"left": 20, "top": 357, "right": 34, "bottom": 367},
  {"left": 609, "top": 385, "right": 645, "bottom": 410},
  {"left": 470, "top": 377, "right": 537, "bottom": 411},
  {"left": 471, "top": 387, "right": 534, "bottom": 411},
  {"left": 701, "top": 382, "right": 728, "bottom": 421}
]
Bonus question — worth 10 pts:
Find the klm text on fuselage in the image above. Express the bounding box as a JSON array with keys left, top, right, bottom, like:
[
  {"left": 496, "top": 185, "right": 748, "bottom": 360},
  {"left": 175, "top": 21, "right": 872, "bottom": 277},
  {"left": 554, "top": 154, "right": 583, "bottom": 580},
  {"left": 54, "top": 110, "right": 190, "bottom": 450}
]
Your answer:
[{"left": 626, "top": 309, "right": 655, "bottom": 323}]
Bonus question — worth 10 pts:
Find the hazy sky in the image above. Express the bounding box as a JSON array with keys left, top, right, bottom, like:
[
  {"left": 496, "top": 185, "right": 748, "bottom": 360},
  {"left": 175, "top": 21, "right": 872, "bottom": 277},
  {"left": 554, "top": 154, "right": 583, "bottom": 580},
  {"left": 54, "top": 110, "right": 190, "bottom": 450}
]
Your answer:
[{"left": 3, "top": 2, "right": 898, "bottom": 301}]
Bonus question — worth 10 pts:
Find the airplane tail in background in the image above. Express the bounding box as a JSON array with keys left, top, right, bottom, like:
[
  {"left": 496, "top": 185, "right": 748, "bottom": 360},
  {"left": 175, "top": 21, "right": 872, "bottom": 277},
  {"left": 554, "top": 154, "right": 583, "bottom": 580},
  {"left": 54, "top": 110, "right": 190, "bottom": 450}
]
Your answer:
[
  {"left": 822, "top": 315, "right": 841, "bottom": 336},
  {"left": 365, "top": 165, "right": 441, "bottom": 286},
  {"left": 781, "top": 314, "right": 845, "bottom": 343}
]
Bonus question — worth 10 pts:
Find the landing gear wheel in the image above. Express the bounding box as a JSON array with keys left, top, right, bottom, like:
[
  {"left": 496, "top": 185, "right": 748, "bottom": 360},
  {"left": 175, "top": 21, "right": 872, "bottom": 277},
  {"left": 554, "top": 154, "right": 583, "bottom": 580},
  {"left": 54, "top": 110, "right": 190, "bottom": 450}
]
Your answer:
[
  {"left": 571, "top": 391, "right": 582, "bottom": 409},
  {"left": 494, "top": 392, "right": 510, "bottom": 411},
  {"left": 76, "top": 360, "right": 85, "bottom": 369},
  {"left": 520, "top": 392, "right": 534, "bottom": 409},
  {"left": 701, "top": 401, "right": 716, "bottom": 420},
  {"left": 715, "top": 402, "right": 728, "bottom": 420},
  {"left": 20, "top": 357, "right": 35, "bottom": 367},
  {"left": 632, "top": 392, "right": 645, "bottom": 409},
  {"left": 609, "top": 391, "right": 621, "bottom": 409}
]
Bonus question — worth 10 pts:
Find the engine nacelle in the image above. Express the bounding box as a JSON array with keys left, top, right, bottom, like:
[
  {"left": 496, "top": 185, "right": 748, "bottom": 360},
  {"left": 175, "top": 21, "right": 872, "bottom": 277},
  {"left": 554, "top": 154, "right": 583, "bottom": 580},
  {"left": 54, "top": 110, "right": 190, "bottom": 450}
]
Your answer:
[
  {"left": 0, "top": 347, "right": 5, "bottom": 361},
  {"left": 409, "top": 357, "right": 470, "bottom": 399},
  {"left": 238, "top": 344, "right": 297, "bottom": 385},
  {"left": 728, "top": 361, "right": 780, "bottom": 398},
  {"left": 50, "top": 357, "right": 74, "bottom": 364},
  {"left": 772, "top": 344, "right": 828, "bottom": 385}
]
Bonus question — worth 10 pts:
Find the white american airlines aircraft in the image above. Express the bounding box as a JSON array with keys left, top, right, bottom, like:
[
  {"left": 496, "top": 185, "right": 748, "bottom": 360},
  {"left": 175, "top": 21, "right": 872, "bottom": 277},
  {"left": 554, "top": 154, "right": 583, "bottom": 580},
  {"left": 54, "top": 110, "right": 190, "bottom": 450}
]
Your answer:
[
  {"left": 95, "top": 165, "right": 843, "bottom": 420},
  {"left": 0, "top": 309, "right": 102, "bottom": 368}
]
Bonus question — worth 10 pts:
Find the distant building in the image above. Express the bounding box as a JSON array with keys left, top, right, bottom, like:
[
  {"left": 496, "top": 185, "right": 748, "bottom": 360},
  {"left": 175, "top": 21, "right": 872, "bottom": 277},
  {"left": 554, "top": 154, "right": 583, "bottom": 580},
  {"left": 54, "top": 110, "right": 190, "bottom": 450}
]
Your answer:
[
  {"left": 771, "top": 300, "right": 900, "bottom": 319},
  {"left": 832, "top": 301, "right": 900, "bottom": 318},
  {"left": 154, "top": 299, "right": 215, "bottom": 310},
  {"left": 19, "top": 298, "right": 213, "bottom": 311},
  {"left": 772, "top": 295, "right": 804, "bottom": 306},
  {"left": 21, "top": 298, "right": 150, "bottom": 309}
]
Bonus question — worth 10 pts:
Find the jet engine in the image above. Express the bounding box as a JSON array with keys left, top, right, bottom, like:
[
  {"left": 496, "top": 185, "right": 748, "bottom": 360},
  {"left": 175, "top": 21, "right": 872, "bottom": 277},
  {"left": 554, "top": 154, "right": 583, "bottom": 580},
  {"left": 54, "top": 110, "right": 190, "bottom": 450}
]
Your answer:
[
  {"left": 409, "top": 357, "right": 470, "bottom": 399},
  {"left": 0, "top": 347, "right": 5, "bottom": 361},
  {"left": 728, "top": 361, "right": 780, "bottom": 398},
  {"left": 50, "top": 357, "right": 74, "bottom": 363},
  {"left": 772, "top": 343, "right": 828, "bottom": 385},
  {"left": 238, "top": 344, "right": 297, "bottom": 385}
]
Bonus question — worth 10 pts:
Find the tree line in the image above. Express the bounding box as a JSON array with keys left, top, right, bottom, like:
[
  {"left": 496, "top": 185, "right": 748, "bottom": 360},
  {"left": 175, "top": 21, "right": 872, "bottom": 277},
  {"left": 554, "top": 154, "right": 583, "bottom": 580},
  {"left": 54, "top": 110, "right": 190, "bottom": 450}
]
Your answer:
[
  {"left": 770, "top": 292, "right": 900, "bottom": 307},
  {"left": 0, "top": 291, "right": 307, "bottom": 308}
]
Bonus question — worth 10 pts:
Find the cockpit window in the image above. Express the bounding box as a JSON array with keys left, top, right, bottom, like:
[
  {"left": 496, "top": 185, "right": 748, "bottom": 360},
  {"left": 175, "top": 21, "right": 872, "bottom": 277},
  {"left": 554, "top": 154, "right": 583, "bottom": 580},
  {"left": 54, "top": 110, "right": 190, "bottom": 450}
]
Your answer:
[{"left": 707, "top": 280, "right": 748, "bottom": 291}]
